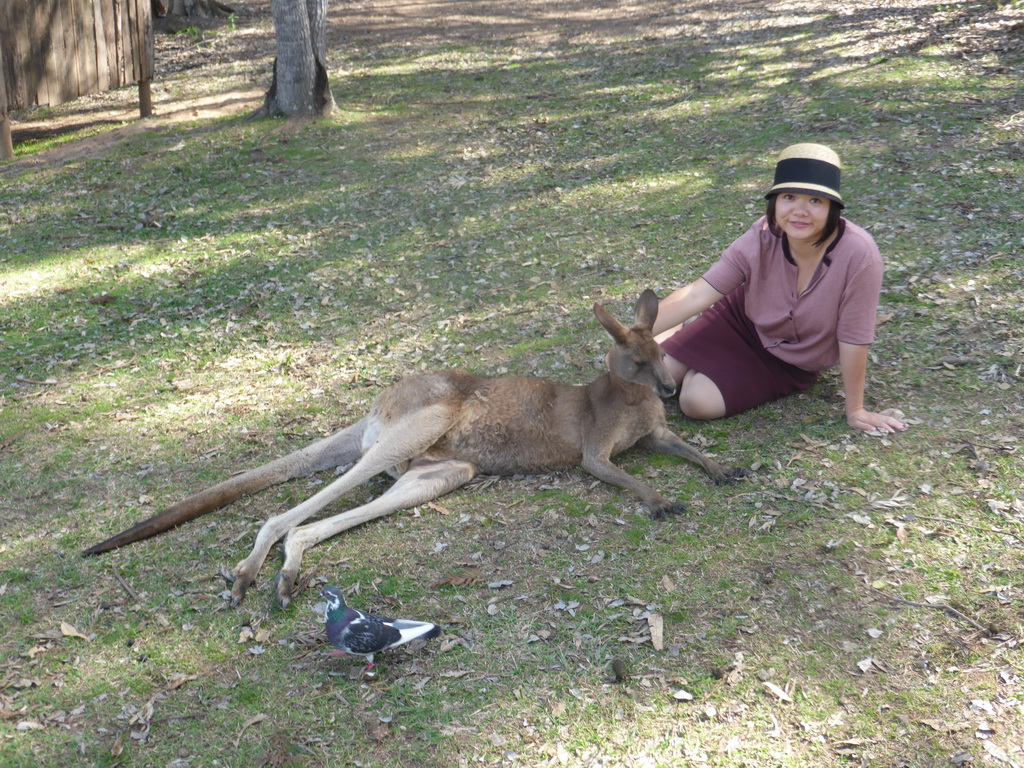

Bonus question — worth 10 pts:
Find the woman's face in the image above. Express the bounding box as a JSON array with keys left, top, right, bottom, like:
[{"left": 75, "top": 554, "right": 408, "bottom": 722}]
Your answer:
[{"left": 774, "top": 192, "right": 831, "bottom": 245}]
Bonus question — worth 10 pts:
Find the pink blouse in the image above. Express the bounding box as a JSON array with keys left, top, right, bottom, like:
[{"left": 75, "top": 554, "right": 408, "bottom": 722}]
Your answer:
[{"left": 701, "top": 217, "right": 883, "bottom": 372}]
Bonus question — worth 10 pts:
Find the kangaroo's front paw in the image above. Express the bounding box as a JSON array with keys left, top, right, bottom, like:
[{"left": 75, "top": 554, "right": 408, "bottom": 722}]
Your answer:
[
  {"left": 650, "top": 502, "right": 687, "bottom": 520},
  {"left": 716, "top": 466, "right": 751, "bottom": 485}
]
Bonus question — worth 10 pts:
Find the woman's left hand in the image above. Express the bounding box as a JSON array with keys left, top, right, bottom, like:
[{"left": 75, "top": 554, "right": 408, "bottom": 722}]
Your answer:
[{"left": 847, "top": 407, "right": 906, "bottom": 435}]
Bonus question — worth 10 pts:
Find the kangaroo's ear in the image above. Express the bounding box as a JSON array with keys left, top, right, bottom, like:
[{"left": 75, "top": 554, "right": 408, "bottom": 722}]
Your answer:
[
  {"left": 634, "top": 290, "right": 659, "bottom": 329},
  {"left": 594, "top": 302, "right": 630, "bottom": 344}
]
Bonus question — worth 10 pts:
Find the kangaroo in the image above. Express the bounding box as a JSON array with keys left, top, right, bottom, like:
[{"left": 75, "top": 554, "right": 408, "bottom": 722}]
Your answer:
[{"left": 84, "top": 290, "right": 744, "bottom": 607}]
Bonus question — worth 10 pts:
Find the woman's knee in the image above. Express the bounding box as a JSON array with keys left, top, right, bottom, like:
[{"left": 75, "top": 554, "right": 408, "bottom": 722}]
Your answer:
[
  {"left": 677, "top": 373, "right": 727, "bottom": 420},
  {"left": 678, "top": 394, "right": 722, "bottom": 420}
]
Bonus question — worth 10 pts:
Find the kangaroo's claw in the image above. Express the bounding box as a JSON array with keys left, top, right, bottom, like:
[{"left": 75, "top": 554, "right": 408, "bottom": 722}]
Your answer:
[
  {"left": 650, "top": 502, "right": 688, "bottom": 520},
  {"left": 716, "top": 467, "right": 751, "bottom": 485},
  {"left": 230, "top": 575, "right": 253, "bottom": 606}
]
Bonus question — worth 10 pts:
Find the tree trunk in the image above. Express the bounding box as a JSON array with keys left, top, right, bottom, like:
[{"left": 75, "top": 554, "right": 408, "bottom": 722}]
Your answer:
[{"left": 262, "top": 0, "right": 335, "bottom": 118}]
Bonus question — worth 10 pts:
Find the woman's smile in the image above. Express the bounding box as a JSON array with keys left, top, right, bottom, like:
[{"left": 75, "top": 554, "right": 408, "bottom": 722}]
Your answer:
[{"left": 776, "top": 192, "right": 829, "bottom": 244}]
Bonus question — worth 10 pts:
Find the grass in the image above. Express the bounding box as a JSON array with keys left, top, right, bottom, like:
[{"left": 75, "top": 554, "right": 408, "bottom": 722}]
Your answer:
[{"left": 2, "top": 0, "right": 1023, "bottom": 765}]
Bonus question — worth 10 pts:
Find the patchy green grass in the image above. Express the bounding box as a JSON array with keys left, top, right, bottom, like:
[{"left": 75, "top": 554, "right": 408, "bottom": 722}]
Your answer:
[{"left": 1, "top": 0, "right": 1022, "bottom": 766}]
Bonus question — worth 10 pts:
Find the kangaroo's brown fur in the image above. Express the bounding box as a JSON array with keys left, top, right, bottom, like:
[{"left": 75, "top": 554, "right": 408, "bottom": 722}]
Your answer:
[{"left": 84, "top": 291, "right": 743, "bottom": 607}]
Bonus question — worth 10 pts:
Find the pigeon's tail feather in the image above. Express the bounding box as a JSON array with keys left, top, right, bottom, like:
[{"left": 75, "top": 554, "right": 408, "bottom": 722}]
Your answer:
[{"left": 392, "top": 620, "right": 442, "bottom": 646}]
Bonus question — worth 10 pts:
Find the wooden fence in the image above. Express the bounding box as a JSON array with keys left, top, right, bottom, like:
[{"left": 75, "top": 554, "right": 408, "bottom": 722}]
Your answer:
[{"left": 0, "top": 0, "right": 154, "bottom": 159}]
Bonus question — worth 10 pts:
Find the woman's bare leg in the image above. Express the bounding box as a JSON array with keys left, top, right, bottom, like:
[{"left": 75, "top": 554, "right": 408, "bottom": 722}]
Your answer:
[
  {"left": 678, "top": 369, "right": 726, "bottom": 420},
  {"left": 662, "top": 352, "right": 727, "bottom": 420}
]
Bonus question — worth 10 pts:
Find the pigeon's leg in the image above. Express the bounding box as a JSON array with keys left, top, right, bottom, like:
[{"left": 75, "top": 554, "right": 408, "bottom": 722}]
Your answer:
[
  {"left": 231, "top": 405, "right": 456, "bottom": 606},
  {"left": 326, "top": 649, "right": 373, "bottom": 673},
  {"left": 275, "top": 459, "right": 477, "bottom": 608}
]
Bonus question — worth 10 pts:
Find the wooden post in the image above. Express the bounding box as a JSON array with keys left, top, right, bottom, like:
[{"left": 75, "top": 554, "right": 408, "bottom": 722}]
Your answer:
[
  {"left": 0, "top": 37, "right": 11, "bottom": 160},
  {"left": 138, "top": 78, "right": 152, "bottom": 117},
  {"left": 136, "top": 0, "right": 154, "bottom": 116},
  {"left": 0, "top": 111, "right": 13, "bottom": 161}
]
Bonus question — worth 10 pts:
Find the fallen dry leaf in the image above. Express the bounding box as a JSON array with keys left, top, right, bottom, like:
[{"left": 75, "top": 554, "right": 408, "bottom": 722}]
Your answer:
[
  {"left": 763, "top": 681, "right": 793, "bottom": 702},
  {"left": 917, "top": 718, "right": 967, "bottom": 733},
  {"left": 165, "top": 674, "right": 198, "bottom": 691},
  {"left": 435, "top": 569, "right": 484, "bottom": 587},
  {"left": 982, "top": 740, "right": 1010, "bottom": 762},
  {"left": 233, "top": 713, "right": 267, "bottom": 748},
  {"left": 648, "top": 613, "right": 664, "bottom": 651},
  {"left": 59, "top": 622, "right": 89, "bottom": 641}
]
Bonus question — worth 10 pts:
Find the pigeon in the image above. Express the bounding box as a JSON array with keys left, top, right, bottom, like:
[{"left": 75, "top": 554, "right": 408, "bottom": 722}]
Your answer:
[{"left": 321, "top": 586, "right": 442, "bottom": 671}]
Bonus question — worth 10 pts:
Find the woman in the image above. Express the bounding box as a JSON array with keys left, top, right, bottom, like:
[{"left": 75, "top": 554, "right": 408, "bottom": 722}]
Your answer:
[{"left": 655, "top": 143, "right": 905, "bottom": 435}]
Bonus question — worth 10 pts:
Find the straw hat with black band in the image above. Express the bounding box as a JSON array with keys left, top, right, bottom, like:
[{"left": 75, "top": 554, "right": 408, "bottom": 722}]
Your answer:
[{"left": 765, "top": 143, "right": 844, "bottom": 208}]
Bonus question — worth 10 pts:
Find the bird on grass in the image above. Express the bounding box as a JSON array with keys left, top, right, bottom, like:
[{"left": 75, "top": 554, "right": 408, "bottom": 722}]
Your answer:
[{"left": 321, "top": 585, "right": 442, "bottom": 672}]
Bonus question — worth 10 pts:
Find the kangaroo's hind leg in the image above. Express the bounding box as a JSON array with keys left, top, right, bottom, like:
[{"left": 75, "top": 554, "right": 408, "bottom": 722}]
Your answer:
[
  {"left": 274, "top": 458, "right": 478, "bottom": 607},
  {"left": 231, "top": 403, "right": 458, "bottom": 605}
]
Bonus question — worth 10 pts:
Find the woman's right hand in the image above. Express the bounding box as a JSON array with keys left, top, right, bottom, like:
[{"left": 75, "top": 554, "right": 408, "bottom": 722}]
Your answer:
[
  {"left": 847, "top": 407, "right": 906, "bottom": 435},
  {"left": 653, "top": 278, "right": 724, "bottom": 336}
]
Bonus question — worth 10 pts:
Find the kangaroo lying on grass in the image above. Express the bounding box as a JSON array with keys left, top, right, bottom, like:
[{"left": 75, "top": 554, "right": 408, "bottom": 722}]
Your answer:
[{"left": 84, "top": 290, "right": 745, "bottom": 607}]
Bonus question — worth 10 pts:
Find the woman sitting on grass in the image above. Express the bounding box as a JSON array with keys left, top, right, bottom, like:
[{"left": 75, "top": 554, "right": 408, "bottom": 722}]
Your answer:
[{"left": 655, "top": 143, "right": 906, "bottom": 435}]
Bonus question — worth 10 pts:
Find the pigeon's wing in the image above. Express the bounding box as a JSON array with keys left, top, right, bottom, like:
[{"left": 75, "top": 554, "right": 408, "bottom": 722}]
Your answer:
[{"left": 343, "top": 613, "right": 402, "bottom": 655}]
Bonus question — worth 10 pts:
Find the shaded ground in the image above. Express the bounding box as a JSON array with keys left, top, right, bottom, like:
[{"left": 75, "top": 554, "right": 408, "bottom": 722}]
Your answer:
[{"left": 5, "top": 0, "right": 1023, "bottom": 170}]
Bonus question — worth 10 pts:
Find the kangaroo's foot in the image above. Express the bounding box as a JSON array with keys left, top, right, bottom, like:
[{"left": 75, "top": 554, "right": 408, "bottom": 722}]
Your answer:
[
  {"left": 274, "top": 569, "right": 299, "bottom": 610},
  {"left": 230, "top": 574, "right": 255, "bottom": 606},
  {"left": 274, "top": 531, "right": 311, "bottom": 609},
  {"left": 230, "top": 554, "right": 265, "bottom": 606}
]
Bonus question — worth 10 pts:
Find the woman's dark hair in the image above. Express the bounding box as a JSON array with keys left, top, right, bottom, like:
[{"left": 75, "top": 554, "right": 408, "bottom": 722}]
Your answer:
[{"left": 765, "top": 194, "right": 842, "bottom": 247}]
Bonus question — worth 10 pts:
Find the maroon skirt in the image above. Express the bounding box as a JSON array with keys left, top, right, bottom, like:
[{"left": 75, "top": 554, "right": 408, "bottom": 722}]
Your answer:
[{"left": 660, "top": 285, "right": 819, "bottom": 417}]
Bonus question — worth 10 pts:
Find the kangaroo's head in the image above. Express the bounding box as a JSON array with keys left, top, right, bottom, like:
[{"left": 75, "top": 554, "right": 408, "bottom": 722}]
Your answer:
[{"left": 594, "top": 289, "right": 677, "bottom": 399}]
